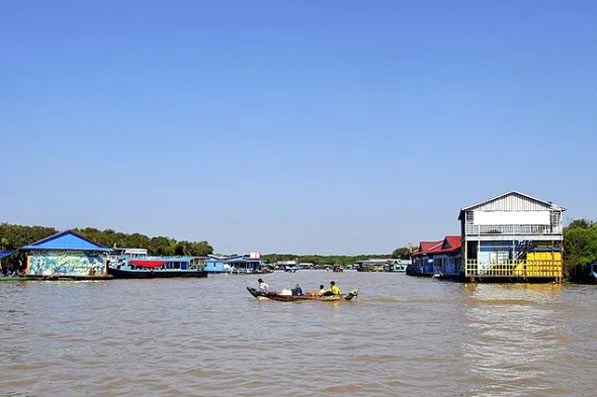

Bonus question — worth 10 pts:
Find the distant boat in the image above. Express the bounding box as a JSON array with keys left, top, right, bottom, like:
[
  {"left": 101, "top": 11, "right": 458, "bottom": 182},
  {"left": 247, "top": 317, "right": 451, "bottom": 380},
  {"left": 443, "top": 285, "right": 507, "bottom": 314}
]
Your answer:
[{"left": 107, "top": 248, "right": 207, "bottom": 279}]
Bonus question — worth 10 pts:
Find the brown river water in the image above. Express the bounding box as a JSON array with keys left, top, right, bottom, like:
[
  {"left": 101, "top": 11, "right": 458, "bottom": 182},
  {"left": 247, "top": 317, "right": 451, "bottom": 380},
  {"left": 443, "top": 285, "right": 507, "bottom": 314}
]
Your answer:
[{"left": 1, "top": 271, "right": 596, "bottom": 396}]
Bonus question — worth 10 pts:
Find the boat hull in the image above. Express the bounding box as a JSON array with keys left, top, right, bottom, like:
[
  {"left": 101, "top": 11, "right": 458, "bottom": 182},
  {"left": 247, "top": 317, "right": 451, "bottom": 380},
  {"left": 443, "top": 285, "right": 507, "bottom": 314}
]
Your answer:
[
  {"left": 107, "top": 268, "right": 208, "bottom": 279},
  {"left": 247, "top": 287, "right": 358, "bottom": 302}
]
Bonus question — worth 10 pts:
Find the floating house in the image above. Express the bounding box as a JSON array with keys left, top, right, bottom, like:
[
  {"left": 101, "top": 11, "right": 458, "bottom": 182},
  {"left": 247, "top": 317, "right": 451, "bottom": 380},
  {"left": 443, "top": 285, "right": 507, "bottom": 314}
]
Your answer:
[
  {"left": 430, "top": 236, "right": 462, "bottom": 277},
  {"left": 21, "top": 230, "right": 112, "bottom": 278},
  {"left": 409, "top": 237, "right": 461, "bottom": 277},
  {"left": 204, "top": 252, "right": 264, "bottom": 273},
  {"left": 0, "top": 250, "right": 16, "bottom": 275},
  {"left": 459, "top": 191, "right": 565, "bottom": 281},
  {"left": 298, "top": 262, "right": 315, "bottom": 270},
  {"left": 106, "top": 247, "right": 208, "bottom": 278},
  {"left": 355, "top": 259, "right": 410, "bottom": 272}
]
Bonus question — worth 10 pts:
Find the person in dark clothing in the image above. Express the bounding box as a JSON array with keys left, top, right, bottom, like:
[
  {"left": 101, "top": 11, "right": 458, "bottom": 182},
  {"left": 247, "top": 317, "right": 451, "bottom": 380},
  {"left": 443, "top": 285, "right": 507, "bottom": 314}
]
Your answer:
[{"left": 291, "top": 283, "right": 303, "bottom": 296}]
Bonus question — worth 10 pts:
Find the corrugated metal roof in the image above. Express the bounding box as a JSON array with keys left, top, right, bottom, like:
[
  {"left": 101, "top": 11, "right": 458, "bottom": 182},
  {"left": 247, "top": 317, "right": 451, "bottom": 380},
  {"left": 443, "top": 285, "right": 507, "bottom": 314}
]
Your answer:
[
  {"left": 412, "top": 236, "right": 462, "bottom": 257},
  {"left": 21, "top": 230, "right": 112, "bottom": 252},
  {"left": 458, "top": 191, "right": 565, "bottom": 220},
  {"left": 412, "top": 240, "right": 442, "bottom": 256},
  {"left": 435, "top": 235, "right": 462, "bottom": 254},
  {"left": 443, "top": 236, "right": 462, "bottom": 250}
]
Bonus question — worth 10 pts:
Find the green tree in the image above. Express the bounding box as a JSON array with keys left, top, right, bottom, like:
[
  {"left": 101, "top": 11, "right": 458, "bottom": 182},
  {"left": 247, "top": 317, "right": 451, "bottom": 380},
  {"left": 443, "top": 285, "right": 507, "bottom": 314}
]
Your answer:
[
  {"left": 563, "top": 218, "right": 597, "bottom": 275},
  {"left": 150, "top": 236, "right": 174, "bottom": 256},
  {"left": 1, "top": 223, "right": 213, "bottom": 258},
  {"left": 391, "top": 247, "right": 412, "bottom": 259}
]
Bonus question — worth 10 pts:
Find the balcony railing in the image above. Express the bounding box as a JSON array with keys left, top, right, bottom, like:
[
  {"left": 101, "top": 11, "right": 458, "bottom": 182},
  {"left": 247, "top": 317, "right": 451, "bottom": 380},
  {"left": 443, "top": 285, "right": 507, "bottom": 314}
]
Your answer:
[
  {"left": 464, "top": 224, "right": 563, "bottom": 236},
  {"left": 465, "top": 259, "right": 562, "bottom": 279}
]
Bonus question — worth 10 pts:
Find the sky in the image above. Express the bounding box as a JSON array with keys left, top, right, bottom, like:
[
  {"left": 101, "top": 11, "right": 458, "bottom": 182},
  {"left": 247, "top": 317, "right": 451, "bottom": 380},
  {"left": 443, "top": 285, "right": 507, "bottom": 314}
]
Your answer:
[{"left": 1, "top": 0, "right": 596, "bottom": 255}]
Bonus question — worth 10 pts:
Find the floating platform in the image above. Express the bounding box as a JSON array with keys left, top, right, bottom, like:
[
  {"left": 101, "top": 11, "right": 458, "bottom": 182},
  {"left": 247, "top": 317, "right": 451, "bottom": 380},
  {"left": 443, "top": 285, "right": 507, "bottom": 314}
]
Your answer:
[
  {"left": 24, "top": 274, "right": 114, "bottom": 281},
  {"left": 0, "top": 276, "right": 29, "bottom": 282}
]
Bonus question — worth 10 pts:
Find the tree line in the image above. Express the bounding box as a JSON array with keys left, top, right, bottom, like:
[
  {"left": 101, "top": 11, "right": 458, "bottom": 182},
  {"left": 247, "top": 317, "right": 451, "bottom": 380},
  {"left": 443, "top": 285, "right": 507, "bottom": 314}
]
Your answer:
[
  {"left": 0, "top": 223, "right": 214, "bottom": 256},
  {"left": 563, "top": 218, "right": 597, "bottom": 281},
  {"left": 263, "top": 247, "right": 412, "bottom": 267},
  {"left": 0, "top": 222, "right": 413, "bottom": 265}
]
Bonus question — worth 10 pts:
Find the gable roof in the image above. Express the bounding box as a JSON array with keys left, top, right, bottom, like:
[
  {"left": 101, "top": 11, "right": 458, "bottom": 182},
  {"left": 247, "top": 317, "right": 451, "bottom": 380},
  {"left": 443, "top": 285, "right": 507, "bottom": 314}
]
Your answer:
[
  {"left": 436, "top": 235, "right": 462, "bottom": 253},
  {"left": 412, "top": 236, "right": 462, "bottom": 257},
  {"left": 421, "top": 241, "right": 442, "bottom": 252},
  {"left": 20, "top": 230, "right": 112, "bottom": 252},
  {"left": 412, "top": 240, "right": 442, "bottom": 257},
  {"left": 442, "top": 235, "right": 461, "bottom": 250},
  {"left": 458, "top": 190, "right": 566, "bottom": 220}
]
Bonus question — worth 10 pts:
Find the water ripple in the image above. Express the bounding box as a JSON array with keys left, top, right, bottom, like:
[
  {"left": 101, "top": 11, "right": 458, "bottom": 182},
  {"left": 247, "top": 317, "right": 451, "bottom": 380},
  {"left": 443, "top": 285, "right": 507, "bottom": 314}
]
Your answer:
[{"left": 0, "top": 275, "right": 595, "bottom": 396}]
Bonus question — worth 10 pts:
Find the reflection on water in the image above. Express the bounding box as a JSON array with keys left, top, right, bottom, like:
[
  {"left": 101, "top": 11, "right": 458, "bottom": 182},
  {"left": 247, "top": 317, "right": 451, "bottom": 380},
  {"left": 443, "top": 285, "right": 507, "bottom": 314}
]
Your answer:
[{"left": 0, "top": 273, "right": 595, "bottom": 396}]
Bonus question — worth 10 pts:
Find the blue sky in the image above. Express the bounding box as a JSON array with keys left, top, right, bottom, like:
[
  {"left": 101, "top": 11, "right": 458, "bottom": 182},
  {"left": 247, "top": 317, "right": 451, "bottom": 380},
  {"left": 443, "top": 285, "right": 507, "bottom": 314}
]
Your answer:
[{"left": 1, "top": 0, "right": 596, "bottom": 254}]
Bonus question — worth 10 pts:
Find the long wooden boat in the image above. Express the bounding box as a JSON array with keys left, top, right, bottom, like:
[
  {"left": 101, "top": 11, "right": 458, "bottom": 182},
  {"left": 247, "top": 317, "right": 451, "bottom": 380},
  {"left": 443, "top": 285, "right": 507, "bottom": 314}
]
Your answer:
[
  {"left": 107, "top": 267, "right": 207, "bottom": 279},
  {"left": 107, "top": 251, "right": 208, "bottom": 279},
  {"left": 247, "top": 287, "right": 358, "bottom": 302}
]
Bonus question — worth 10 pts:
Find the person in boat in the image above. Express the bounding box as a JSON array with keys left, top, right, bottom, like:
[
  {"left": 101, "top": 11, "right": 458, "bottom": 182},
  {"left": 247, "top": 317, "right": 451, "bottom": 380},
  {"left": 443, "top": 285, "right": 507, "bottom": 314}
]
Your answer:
[
  {"left": 258, "top": 278, "right": 269, "bottom": 292},
  {"left": 319, "top": 285, "right": 326, "bottom": 295},
  {"left": 323, "top": 281, "right": 340, "bottom": 296},
  {"left": 291, "top": 283, "right": 303, "bottom": 296}
]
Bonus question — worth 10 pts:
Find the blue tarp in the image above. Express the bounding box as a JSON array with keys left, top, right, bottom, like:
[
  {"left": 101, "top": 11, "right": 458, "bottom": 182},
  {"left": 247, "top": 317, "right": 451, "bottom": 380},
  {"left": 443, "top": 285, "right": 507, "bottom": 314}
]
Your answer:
[{"left": 0, "top": 250, "right": 15, "bottom": 259}]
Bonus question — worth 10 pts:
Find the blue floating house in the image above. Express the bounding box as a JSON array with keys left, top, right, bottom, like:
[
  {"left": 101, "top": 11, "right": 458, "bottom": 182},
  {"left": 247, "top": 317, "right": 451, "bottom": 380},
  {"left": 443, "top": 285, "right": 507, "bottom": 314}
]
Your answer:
[
  {"left": 21, "top": 230, "right": 112, "bottom": 277},
  {"left": 0, "top": 250, "right": 16, "bottom": 274},
  {"left": 204, "top": 253, "right": 264, "bottom": 273},
  {"left": 409, "top": 236, "right": 462, "bottom": 278}
]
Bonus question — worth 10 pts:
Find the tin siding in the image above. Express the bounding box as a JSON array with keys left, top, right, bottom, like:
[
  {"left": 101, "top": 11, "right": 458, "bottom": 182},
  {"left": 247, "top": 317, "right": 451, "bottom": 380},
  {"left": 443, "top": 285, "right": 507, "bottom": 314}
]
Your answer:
[
  {"left": 461, "top": 193, "right": 564, "bottom": 237},
  {"left": 473, "top": 193, "right": 552, "bottom": 212}
]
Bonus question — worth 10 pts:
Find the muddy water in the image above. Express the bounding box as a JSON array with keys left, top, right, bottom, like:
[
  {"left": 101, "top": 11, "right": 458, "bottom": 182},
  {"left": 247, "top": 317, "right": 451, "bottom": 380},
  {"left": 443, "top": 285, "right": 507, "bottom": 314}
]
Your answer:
[{"left": 1, "top": 272, "right": 595, "bottom": 396}]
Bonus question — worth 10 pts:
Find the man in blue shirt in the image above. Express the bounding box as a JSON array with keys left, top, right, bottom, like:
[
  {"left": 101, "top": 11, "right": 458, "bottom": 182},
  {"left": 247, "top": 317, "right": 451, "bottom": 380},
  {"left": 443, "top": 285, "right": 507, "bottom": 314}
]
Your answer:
[{"left": 291, "top": 283, "right": 303, "bottom": 296}]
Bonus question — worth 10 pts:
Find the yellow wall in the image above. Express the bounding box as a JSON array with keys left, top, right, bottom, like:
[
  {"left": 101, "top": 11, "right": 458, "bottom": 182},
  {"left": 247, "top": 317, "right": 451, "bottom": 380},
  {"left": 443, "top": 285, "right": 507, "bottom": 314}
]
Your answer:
[{"left": 513, "top": 252, "right": 562, "bottom": 277}]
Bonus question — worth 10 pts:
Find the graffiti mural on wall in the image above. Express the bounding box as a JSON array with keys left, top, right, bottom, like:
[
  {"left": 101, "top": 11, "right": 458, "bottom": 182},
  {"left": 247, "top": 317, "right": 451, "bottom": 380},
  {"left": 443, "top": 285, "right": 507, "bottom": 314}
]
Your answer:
[{"left": 28, "top": 250, "right": 105, "bottom": 276}]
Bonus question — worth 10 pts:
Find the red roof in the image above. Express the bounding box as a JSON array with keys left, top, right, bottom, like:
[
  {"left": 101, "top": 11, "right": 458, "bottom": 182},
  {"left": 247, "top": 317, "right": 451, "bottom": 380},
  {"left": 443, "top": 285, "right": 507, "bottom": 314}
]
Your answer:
[
  {"left": 411, "top": 240, "right": 442, "bottom": 257},
  {"left": 435, "top": 235, "right": 462, "bottom": 254},
  {"left": 411, "top": 236, "right": 461, "bottom": 256}
]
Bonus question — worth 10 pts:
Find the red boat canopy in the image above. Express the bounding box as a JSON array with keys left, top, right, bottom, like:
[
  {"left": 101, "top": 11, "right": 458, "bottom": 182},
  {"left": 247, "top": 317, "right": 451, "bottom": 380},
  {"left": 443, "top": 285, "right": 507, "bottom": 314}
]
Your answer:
[{"left": 129, "top": 260, "right": 169, "bottom": 268}]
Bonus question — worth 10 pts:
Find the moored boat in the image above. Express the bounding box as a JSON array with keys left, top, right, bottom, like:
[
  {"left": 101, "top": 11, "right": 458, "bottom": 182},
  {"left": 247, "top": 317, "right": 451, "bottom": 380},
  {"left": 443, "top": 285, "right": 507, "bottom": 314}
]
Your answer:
[
  {"left": 247, "top": 287, "right": 359, "bottom": 302},
  {"left": 107, "top": 248, "right": 208, "bottom": 279}
]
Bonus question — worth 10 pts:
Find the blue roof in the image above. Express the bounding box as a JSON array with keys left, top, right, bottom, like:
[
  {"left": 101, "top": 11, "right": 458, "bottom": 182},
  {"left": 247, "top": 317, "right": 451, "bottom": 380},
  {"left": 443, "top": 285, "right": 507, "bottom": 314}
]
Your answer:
[
  {"left": 21, "top": 230, "right": 112, "bottom": 252},
  {"left": 0, "top": 250, "right": 15, "bottom": 259}
]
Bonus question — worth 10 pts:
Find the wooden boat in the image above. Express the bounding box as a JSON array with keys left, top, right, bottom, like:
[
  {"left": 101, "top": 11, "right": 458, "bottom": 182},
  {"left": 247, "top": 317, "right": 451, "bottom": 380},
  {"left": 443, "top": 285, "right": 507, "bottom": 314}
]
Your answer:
[
  {"left": 108, "top": 266, "right": 207, "bottom": 279},
  {"left": 247, "top": 287, "right": 359, "bottom": 302},
  {"left": 107, "top": 249, "right": 208, "bottom": 279}
]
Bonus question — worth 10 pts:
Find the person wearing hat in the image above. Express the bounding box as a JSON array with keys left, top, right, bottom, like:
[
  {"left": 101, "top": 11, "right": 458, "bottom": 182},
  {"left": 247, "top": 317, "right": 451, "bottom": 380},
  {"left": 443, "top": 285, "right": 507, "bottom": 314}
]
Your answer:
[{"left": 258, "top": 278, "right": 268, "bottom": 292}]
